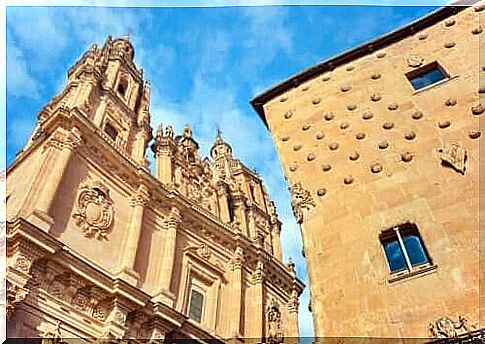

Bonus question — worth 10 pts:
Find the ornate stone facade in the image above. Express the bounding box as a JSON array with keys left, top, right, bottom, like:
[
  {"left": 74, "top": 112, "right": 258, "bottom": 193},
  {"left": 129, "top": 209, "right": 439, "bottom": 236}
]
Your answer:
[
  {"left": 252, "top": 1, "right": 482, "bottom": 339},
  {"left": 6, "top": 36, "right": 303, "bottom": 341}
]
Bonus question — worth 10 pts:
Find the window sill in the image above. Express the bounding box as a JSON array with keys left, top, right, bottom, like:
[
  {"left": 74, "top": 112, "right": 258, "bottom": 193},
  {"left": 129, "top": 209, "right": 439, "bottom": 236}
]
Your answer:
[
  {"left": 412, "top": 75, "right": 459, "bottom": 95},
  {"left": 388, "top": 263, "right": 437, "bottom": 284}
]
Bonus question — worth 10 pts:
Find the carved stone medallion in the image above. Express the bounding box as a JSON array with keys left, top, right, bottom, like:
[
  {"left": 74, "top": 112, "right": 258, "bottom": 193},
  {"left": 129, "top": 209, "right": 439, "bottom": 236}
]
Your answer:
[
  {"left": 73, "top": 180, "right": 114, "bottom": 240},
  {"left": 407, "top": 54, "right": 424, "bottom": 67}
]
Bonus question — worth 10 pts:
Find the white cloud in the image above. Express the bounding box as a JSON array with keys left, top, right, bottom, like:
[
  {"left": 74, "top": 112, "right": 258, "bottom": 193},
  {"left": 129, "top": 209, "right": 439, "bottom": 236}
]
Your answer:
[{"left": 6, "top": 37, "right": 41, "bottom": 100}]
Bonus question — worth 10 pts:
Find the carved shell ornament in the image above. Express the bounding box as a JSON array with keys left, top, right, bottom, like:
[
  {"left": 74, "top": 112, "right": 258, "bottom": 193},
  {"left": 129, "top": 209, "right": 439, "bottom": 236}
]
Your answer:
[{"left": 73, "top": 180, "right": 114, "bottom": 240}]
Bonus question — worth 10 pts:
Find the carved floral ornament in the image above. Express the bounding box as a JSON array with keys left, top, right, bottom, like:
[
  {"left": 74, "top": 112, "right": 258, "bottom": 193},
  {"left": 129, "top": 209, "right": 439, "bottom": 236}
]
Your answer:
[
  {"left": 429, "top": 315, "right": 475, "bottom": 338},
  {"left": 289, "top": 182, "right": 316, "bottom": 224},
  {"left": 73, "top": 180, "right": 114, "bottom": 240}
]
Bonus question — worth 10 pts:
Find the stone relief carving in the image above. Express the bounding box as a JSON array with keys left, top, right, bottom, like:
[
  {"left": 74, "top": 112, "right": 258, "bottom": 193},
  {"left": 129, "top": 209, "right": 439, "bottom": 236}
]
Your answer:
[
  {"left": 289, "top": 182, "right": 315, "bottom": 224},
  {"left": 438, "top": 142, "right": 467, "bottom": 175},
  {"left": 429, "top": 315, "right": 474, "bottom": 338},
  {"left": 73, "top": 180, "right": 114, "bottom": 240},
  {"left": 407, "top": 54, "right": 424, "bottom": 67},
  {"left": 267, "top": 299, "right": 284, "bottom": 344}
]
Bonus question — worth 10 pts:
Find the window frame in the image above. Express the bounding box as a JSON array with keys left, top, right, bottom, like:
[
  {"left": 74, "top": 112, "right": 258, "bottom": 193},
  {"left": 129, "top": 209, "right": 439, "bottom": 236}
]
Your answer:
[
  {"left": 187, "top": 284, "right": 206, "bottom": 324},
  {"left": 405, "top": 61, "right": 449, "bottom": 91},
  {"left": 380, "top": 223, "right": 436, "bottom": 282}
]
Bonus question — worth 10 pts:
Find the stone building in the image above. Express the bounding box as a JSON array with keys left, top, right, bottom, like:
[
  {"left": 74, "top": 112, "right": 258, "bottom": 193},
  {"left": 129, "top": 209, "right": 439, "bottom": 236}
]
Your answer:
[
  {"left": 252, "top": 1, "right": 483, "bottom": 339},
  {"left": 6, "top": 36, "right": 303, "bottom": 342}
]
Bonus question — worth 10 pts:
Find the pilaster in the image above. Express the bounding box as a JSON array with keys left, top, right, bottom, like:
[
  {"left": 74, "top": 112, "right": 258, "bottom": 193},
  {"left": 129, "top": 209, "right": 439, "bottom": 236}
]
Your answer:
[
  {"left": 116, "top": 184, "right": 150, "bottom": 285},
  {"left": 25, "top": 123, "right": 83, "bottom": 232},
  {"left": 228, "top": 245, "right": 244, "bottom": 338},
  {"left": 153, "top": 206, "right": 182, "bottom": 303}
]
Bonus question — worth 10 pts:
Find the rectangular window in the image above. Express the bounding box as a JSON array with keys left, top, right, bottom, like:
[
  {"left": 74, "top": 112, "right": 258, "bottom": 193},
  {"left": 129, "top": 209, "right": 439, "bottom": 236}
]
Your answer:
[
  {"left": 188, "top": 289, "right": 204, "bottom": 323},
  {"left": 104, "top": 122, "right": 118, "bottom": 141},
  {"left": 406, "top": 62, "right": 448, "bottom": 91},
  {"left": 380, "top": 223, "right": 432, "bottom": 278}
]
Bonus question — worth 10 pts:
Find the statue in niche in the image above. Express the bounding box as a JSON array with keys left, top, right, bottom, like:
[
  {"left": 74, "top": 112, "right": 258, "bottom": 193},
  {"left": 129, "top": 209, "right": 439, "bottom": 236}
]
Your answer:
[{"left": 267, "top": 298, "right": 284, "bottom": 344}]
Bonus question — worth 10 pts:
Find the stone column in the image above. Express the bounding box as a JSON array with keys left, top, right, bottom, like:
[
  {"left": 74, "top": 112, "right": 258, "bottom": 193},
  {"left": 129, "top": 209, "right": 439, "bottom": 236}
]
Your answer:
[
  {"left": 232, "top": 193, "right": 249, "bottom": 236},
  {"left": 247, "top": 209, "right": 257, "bottom": 240},
  {"left": 216, "top": 182, "right": 231, "bottom": 223},
  {"left": 117, "top": 184, "right": 150, "bottom": 285},
  {"left": 228, "top": 246, "right": 244, "bottom": 338},
  {"left": 27, "top": 126, "right": 83, "bottom": 232},
  {"left": 153, "top": 134, "right": 175, "bottom": 185},
  {"left": 286, "top": 287, "right": 300, "bottom": 339},
  {"left": 156, "top": 206, "right": 181, "bottom": 295},
  {"left": 133, "top": 129, "right": 151, "bottom": 166},
  {"left": 247, "top": 260, "right": 264, "bottom": 340},
  {"left": 7, "top": 242, "right": 45, "bottom": 320},
  {"left": 271, "top": 223, "right": 283, "bottom": 261},
  {"left": 92, "top": 95, "right": 107, "bottom": 126}
]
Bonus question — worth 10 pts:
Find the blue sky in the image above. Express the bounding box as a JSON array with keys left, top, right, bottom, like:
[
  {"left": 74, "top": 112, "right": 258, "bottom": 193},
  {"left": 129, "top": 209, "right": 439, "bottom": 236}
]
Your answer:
[{"left": 5, "top": 2, "right": 446, "bottom": 337}]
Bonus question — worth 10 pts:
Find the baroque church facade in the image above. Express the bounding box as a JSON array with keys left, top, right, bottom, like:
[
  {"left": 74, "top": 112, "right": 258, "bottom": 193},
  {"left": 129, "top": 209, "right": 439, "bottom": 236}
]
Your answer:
[
  {"left": 6, "top": 36, "right": 303, "bottom": 341},
  {"left": 252, "top": 1, "right": 483, "bottom": 340}
]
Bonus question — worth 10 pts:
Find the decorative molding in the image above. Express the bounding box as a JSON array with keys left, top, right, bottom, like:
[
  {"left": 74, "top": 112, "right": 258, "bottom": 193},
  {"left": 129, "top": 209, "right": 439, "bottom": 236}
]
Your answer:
[{"left": 73, "top": 179, "right": 114, "bottom": 240}]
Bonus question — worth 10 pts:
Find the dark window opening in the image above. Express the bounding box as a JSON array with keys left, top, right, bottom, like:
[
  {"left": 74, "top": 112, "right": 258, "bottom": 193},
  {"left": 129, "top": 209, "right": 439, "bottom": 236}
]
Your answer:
[
  {"left": 406, "top": 62, "right": 448, "bottom": 90},
  {"left": 117, "top": 78, "right": 128, "bottom": 97},
  {"left": 380, "top": 223, "right": 431, "bottom": 274},
  {"left": 104, "top": 122, "right": 118, "bottom": 141},
  {"left": 188, "top": 289, "right": 204, "bottom": 323}
]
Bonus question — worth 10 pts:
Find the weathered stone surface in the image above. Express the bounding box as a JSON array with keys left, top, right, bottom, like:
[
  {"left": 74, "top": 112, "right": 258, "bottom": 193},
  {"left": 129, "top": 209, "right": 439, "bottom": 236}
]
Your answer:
[{"left": 254, "top": 4, "right": 480, "bottom": 339}]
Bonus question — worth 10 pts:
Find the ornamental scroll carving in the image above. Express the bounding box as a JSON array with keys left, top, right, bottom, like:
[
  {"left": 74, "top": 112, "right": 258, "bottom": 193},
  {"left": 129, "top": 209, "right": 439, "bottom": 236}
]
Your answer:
[
  {"left": 267, "top": 299, "right": 284, "bottom": 344},
  {"left": 73, "top": 180, "right": 114, "bottom": 240},
  {"left": 438, "top": 142, "right": 467, "bottom": 175},
  {"left": 289, "top": 182, "right": 315, "bottom": 224},
  {"left": 429, "top": 315, "right": 473, "bottom": 338}
]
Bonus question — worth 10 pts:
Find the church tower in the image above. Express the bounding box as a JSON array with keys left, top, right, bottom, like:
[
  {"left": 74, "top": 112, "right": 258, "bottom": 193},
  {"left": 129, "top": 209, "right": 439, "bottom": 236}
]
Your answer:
[{"left": 6, "top": 37, "right": 303, "bottom": 342}]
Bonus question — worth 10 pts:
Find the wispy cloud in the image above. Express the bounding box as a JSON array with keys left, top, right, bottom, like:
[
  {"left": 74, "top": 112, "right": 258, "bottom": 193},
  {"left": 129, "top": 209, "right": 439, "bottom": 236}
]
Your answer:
[{"left": 6, "top": 34, "right": 41, "bottom": 100}]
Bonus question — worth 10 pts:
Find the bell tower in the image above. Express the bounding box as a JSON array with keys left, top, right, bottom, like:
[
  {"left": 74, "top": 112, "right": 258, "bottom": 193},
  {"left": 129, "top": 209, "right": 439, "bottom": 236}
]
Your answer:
[{"left": 36, "top": 36, "right": 152, "bottom": 166}]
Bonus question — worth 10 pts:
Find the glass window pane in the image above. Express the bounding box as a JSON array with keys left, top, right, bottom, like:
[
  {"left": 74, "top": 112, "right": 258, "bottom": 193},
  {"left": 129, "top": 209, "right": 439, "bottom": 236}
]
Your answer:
[
  {"left": 409, "top": 68, "right": 446, "bottom": 90},
  {"left": 403, "top": 234, "right": 429, "bottom": 266},
  {"left": 189, "top": 289, "right": 204, "bottom": 323},
  {"left": 383, "top": 240, "right": 407, "bottom": 272}
]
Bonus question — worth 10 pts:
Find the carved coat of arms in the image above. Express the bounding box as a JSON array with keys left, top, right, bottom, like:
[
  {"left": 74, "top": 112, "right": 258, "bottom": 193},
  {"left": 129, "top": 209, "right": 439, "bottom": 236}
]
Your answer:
[{"left": 73, "top": 180, "right": 114, "bottom": 240}]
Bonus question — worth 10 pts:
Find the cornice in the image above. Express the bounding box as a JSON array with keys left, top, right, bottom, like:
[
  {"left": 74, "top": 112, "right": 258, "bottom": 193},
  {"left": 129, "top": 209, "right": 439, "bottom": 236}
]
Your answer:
[{"left": 6, "top": 218, "right": 225, "bottom": 342}]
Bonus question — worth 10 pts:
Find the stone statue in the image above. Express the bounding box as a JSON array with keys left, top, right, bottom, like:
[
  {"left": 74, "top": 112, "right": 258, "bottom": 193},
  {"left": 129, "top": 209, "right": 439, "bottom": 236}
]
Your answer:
[{"left": 267, "top": 299, "right": 284, "bottom": 344}]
